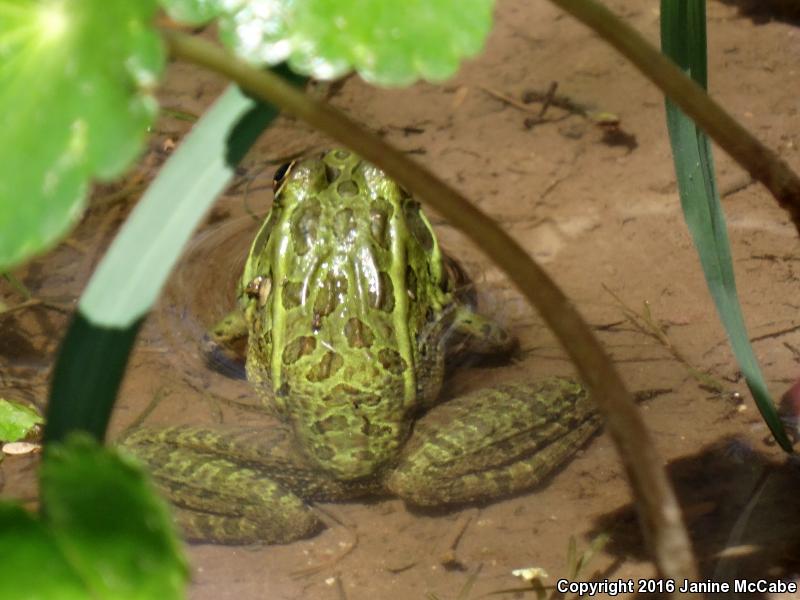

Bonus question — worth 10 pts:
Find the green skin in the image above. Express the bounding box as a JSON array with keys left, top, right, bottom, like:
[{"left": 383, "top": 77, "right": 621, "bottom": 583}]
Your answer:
[{"left": 122, "top": 149, "right": 601, "bottom": 545}]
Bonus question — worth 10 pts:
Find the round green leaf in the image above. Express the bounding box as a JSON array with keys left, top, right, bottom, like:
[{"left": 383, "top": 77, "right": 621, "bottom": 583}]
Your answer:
[
  {"left": 161, "top": 0, "right": 494, "bottom": 86},
  {"left": 0, "top": 0, "right": 164, "bottom": 270},
  {"left": 41, "top": 435, "right": 187, "bottom": 599},
  {"left": 0, "top": 504, "right": 88, "bottom": 600},
  {"left": 0, "top": 398, "right": 43, "bottom": 442},
  {"left": 162, "top": 0, "right": 224, "bottom": 25}
]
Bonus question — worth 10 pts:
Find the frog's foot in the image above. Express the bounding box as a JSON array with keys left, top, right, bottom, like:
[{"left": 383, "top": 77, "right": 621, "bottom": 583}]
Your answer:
[
  {"left": 120, "top": 426, "right": 379, "bottom": 545},
  {"left": 203, "top": 310, "right": 248, "bottom": 378},
  {"left": 445, "top": 307, "right": 518, "bottom": 362},
  {"left": 386, "top": 377, "right": 600, "bottom": 507}
]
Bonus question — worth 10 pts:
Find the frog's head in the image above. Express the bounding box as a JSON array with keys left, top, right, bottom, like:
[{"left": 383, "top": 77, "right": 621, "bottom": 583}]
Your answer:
[{"left": 241, "top": 149, "right": 461, "bottom": 479}]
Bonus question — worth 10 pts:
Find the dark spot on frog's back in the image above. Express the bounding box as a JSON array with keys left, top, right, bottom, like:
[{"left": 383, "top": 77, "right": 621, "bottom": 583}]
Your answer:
[
  {"left": 406, "top": 265, "right": 418, "bottom": 300},
  {"left": 369, "top": 208, "right": 389, "bottom": 248},
  {"left": 334, "top": 208, "right": 355, "bottom": 238},
  {"left": 291, "top": 199, "right": 322, "bottom": 255},
  {"left": 324, "top": 163, "right": 341, "bottom": 183},
  {"left": 282, "top": 280, "right": 304, "bottom": 309},
  {"left": 369, "top": 198, "right": 394, "bottom": 249},
  {"left": 312, "top": 414, "right": 348, "bottom": 434},
  {"left": 368, "top": 271, "right": 395, "bottom": 312},
  {"left": 325, "top": 383, "right": 381, "bottom": 407},
  {"left": 378, "top": 348, "right": 408, "bottom": 375},
  {"left": 313, "top": 274, "right": 346, "bottom": 318},
  {"left": 337, "top": 179, "right": 359, "bottom": 197},
  {"left": 313, "top": 444, "right": 335, "bottom": 461},
  {"left": 404, "top": 200, "right": 434, "bottom": 252},
  {"left": 344, "top": 317, "right": 375, "bottom": 348},
  {"left": 355, "top": 449, "right": 375, "bottom": 461},
  {"left": 306, "top": 351, "right": 344, "bottom": 382},
  {"left": 282, "top": 336, "right": 316, "bottom": 365}
]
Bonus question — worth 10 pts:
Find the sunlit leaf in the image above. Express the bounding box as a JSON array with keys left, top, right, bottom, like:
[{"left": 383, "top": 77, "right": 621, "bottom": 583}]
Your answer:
[
  {"left": 160, "top": 0, "right": 494, "bottom": 86},
  {"left": 0, "top": 437, "right": 187, "bottom": 599},
  {"left": 0, "top": 0, "right": 164, "bottom": 270},
  {"left": 0, "top": 398, "right": 43, "bottom": 442},
  {"left": 41, "top": 435, "right": 187, "bottom": 599},
  {"left": 46, "top": 83, "right": 292, "bottom": 443},
  {"left": 0, "top": 504, "right": 88, "bottom": 600},
  {"left": 162, "top": 0, "right": 223, "bottom": 24},
  {"left": 661, "top": 1, "right": 791, "bottom": 450}
]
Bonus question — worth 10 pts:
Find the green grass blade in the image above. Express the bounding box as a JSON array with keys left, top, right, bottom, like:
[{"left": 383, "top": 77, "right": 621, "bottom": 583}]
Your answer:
[
  {"left": 45, "top": 83, "right": 284, "bottom": 443},
  {"left": 660, "top": 1, "right": 791, "bottom": 451}
]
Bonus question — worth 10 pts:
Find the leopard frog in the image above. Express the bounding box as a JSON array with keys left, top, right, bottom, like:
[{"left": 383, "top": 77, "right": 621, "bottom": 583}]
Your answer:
[{"left": 122, "top": 149, "right": 600, "bottom": 544}]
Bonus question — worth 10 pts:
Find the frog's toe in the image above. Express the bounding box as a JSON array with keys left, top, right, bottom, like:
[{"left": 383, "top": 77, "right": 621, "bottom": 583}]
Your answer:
[
  {"left": 447, "top": 309, "right": 518, "bottom": 359},
  {"left": 203, "top": 310, "right": 249, "bottom": 377}
]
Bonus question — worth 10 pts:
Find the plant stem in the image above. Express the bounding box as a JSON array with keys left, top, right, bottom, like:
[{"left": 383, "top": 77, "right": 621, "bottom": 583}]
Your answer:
[
  {"left": 162, "top": 30, "right": 698, "bottom": 585},
  {"left": 546, "top": 0, "right": 800, "bottom": 232}
]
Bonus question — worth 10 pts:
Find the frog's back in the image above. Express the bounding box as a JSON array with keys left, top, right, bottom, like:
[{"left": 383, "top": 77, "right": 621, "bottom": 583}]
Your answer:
[{"left": 244, "top": 150, "right": 451, "bottom": 480}]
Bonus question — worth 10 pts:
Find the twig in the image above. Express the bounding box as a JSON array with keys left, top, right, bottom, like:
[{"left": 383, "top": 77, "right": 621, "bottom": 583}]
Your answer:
[
  {"left": 602, "top": 284, "right": 729, "bottom": 395},
  {"left": 439, "top": 508, "right": 478, "bottom": 569}
]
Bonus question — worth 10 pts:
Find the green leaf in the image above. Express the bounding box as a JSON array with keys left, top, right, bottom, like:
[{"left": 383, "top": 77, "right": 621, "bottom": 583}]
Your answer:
[
  {"left": 660, "top": 1, "right": 792, "bottom": 451},
  {"left": 0, "top": 398, "right": 44, "bottom": 442},
  {"left": 0, "top": 504, "right": 88, "bottom": 600},
  {"left": 78, "top": 85, "right": 278, "bottom": 329},
  {"left": 41, "top": 435, "right": 187, "bottom": 599},
  {"left": 161, "top": 0, "right": 224, "bottom": 24},
  {"left": 0, "top": 437, "right": 187, "bottom": 599},
  {"left": 46, "top": 81, "right": 298, "bottom": 443},
  {"left": 0, "top": 0, "right": 164, "bottom": 270},
  {"left": 161, "top": 0, "right": 494, "bottom": 86}
]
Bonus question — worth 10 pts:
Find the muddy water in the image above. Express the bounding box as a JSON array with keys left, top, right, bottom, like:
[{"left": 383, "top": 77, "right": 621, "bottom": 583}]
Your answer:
[{"left": 4, "top": 1, "right": 800, "bottom": 598}]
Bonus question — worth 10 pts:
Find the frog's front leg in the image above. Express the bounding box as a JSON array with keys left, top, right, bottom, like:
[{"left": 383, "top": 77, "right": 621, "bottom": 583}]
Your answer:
[
  {"left": 386, "top": 377, "right": 600, "bottom": 507},
  {"left": 204, "top": 309, "right": 249, "bottom": 374},
  {"left": 209, "top": 309, "right": 248, "bottom": 346},
  {"left": 120, "top": 426, "right": 380, "bottom": 545}
]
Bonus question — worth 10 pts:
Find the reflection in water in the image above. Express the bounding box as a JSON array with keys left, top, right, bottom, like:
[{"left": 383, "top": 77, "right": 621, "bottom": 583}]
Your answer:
[{"left": 151, "top": 216, "right": 259, "bottom": 383}]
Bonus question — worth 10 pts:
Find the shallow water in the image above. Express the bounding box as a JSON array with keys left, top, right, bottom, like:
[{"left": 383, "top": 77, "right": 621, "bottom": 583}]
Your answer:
[{"left": 3, "top": 1, "right": 800, "bottom": 598}]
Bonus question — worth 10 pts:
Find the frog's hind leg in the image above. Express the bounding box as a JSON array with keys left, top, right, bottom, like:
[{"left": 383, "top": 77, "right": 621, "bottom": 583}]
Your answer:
[
  {"left": 121, "top": 426, "right": 380, "bottom": 544},
  {"left": 153, "top": 459, "right": 323, "bottom": 545},
  {"left": 386, "top": 378, "right": 601, "bottom": 507}
]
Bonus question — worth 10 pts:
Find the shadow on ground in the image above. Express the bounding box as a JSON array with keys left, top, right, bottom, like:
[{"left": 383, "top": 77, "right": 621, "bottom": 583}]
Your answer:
[{"left": 591, "top": 436, "right": 800, "bottom": 598}]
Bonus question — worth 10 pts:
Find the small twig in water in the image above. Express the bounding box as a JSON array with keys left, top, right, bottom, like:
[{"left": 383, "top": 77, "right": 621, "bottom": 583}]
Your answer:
[{"left": 602, "top": 284, "right": 728, "bottom": 395}]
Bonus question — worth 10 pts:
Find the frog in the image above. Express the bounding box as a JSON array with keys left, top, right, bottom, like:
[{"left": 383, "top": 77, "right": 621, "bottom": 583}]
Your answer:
[{"left": 121, "top": 149, "right": 601, "bottom": 545}]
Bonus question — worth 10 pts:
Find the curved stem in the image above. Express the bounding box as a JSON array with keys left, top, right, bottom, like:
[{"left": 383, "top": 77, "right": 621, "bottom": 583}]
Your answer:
[
  {"left": 161, "top": 30, "right": 698, "bottom": 585},
  {"left": 547, "top": 0, "right": 800, "bottom": 232}
]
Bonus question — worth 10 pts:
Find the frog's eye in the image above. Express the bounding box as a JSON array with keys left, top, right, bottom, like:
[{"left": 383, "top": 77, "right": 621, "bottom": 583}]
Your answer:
[{"left": 273, "top": 161, "right": 296, "bottom": 193}]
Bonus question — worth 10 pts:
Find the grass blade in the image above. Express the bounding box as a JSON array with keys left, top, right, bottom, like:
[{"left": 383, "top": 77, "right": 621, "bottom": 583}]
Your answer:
[
  {"left": 661, "top": 1, "right": 791, "bottom": 451},
  {"left": 45, "top": 82, "right": 289, "bottom": 443}
]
